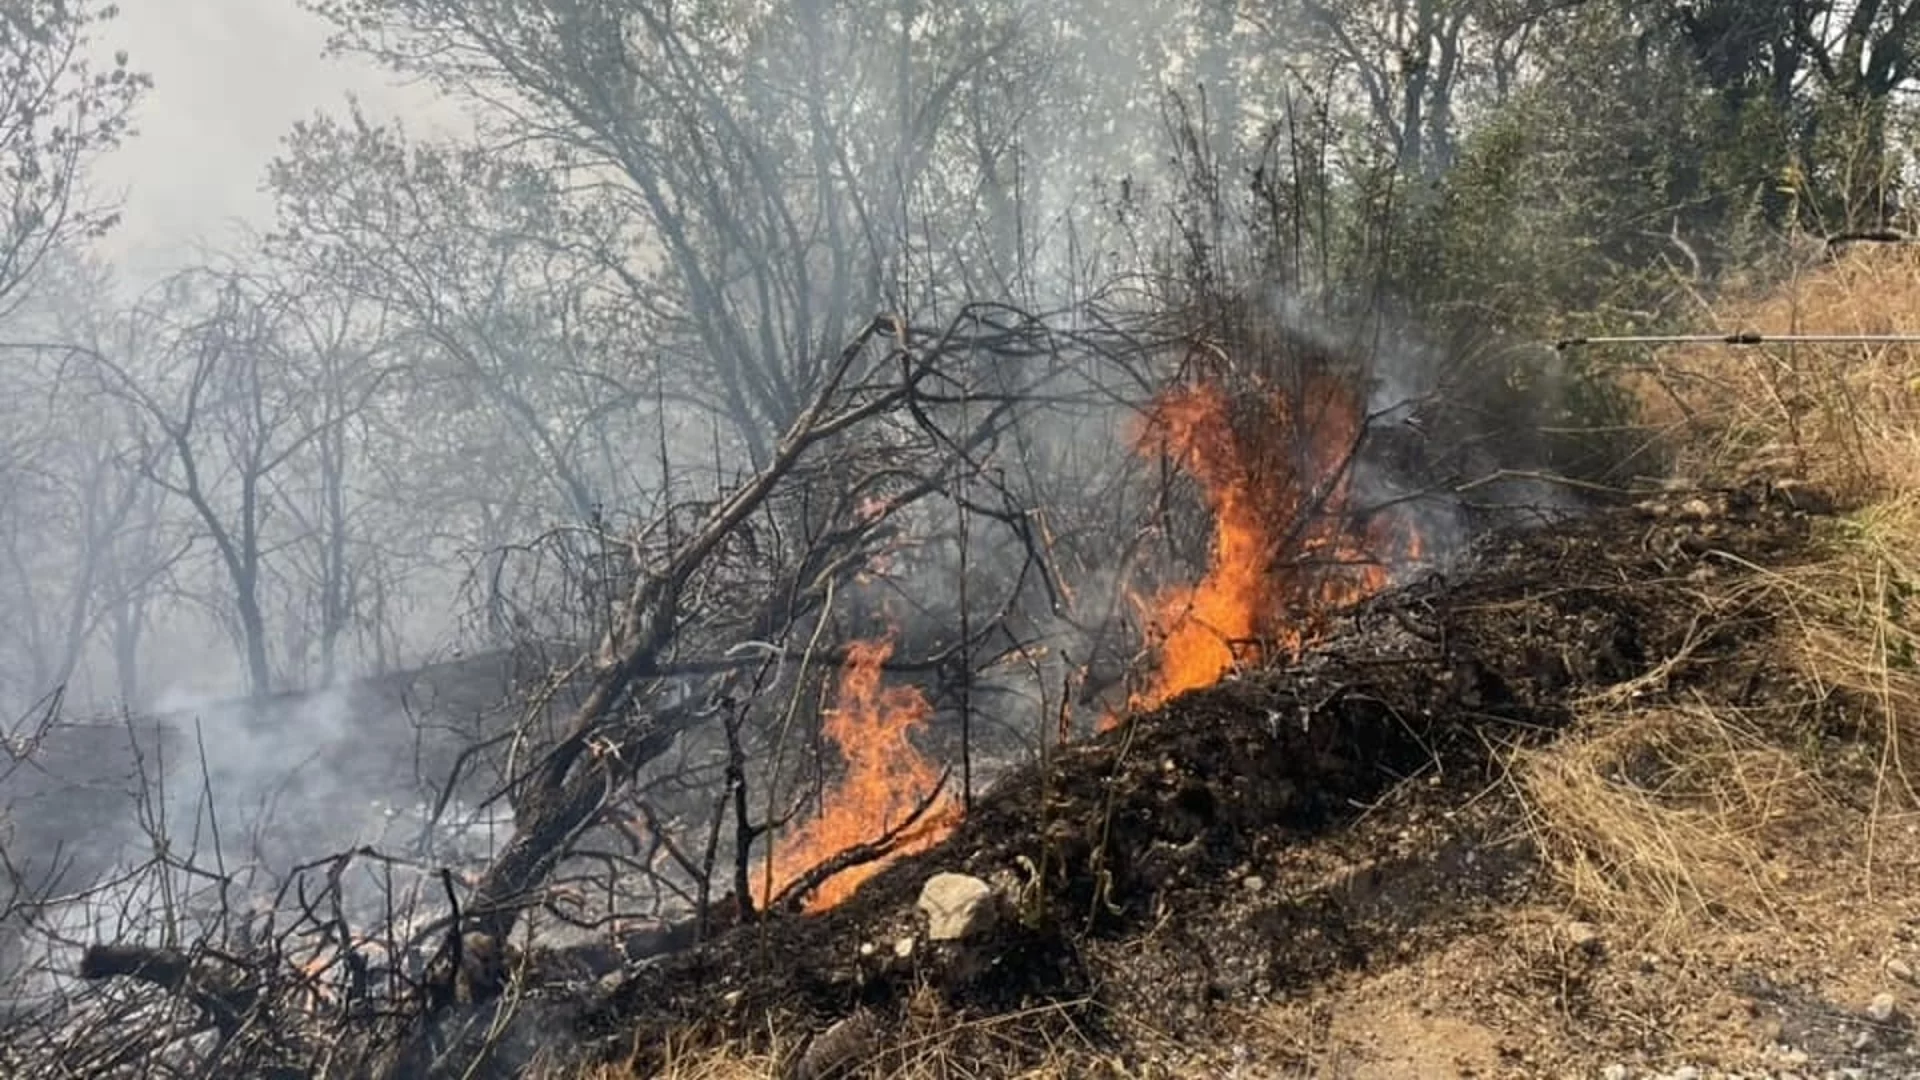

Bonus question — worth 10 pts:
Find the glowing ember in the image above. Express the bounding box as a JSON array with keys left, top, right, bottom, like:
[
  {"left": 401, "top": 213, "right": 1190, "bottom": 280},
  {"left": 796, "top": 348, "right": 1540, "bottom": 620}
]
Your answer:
[
  {"left": 1107, "top": 375, "right": 1412, "bottom": 726},
  {"left": 759, "top": 637, "right": 960, "bottom": 912}
]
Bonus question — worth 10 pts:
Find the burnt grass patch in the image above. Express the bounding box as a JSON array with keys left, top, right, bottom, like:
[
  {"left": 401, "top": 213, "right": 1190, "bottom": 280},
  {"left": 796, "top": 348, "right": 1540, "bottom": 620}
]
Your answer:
[{"left": 572, "top": 481, "right": 1831, "bottom": 1072}]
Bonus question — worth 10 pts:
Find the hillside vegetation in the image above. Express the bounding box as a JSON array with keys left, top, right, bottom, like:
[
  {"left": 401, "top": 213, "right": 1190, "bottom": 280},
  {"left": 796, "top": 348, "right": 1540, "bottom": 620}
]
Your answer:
[
  {"left": 566, "top": 254, "right": 1920, "bottom": 1080},
  {"left": 19, "top": 4, "right": 1920, "bottom": 1080}
]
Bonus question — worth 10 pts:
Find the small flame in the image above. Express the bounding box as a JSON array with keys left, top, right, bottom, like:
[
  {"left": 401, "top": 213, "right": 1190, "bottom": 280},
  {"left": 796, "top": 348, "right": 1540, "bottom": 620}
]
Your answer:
[
  {"left": 758, "top": 637, "right": 959, "bottom": 912},
  {"left": 1107, "top": 375, "right": 1413, "bottom": 726}
]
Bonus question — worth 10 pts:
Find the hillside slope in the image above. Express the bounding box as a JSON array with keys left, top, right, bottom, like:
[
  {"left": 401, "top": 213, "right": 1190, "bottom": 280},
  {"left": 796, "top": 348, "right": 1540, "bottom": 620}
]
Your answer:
[{"left": 519, "top": 249, "right": 1920, "bottom": 1080}]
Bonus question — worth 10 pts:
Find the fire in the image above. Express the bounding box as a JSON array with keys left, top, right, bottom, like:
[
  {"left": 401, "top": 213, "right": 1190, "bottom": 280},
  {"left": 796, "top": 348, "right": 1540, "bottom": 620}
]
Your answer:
[
  {"left": 758, "top": 637, "right": 960, "bottom": 912},
  {"left": 1110, "top": 375, "right": 1411, "bottom": 724},
  {"left": 756, "top": 371, "right": 1416, "bottom": 910}
]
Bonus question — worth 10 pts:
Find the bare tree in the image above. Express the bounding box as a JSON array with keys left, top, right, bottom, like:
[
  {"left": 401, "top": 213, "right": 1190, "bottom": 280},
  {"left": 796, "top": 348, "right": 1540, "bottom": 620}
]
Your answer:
[
  {"left": 249, "top": 266, "right": 407, "bottom": 686},
  {"left": 269, "top": 118, "right": 664, "bottom": 534},
  {"left": 81, "top": 269, "right": 392, "bottom": 700},
  {"left": 0, "top": 256, "right": 186, "bottom": 713},
  {"left": 1241, "top": 0, "right": 1581, "bottom": 178},
  {"left": 0, "top": 0, "right": 145, "bottom": 318},
  {"left": 297, "top": 0, "right": 1076, "bottom": 466}
]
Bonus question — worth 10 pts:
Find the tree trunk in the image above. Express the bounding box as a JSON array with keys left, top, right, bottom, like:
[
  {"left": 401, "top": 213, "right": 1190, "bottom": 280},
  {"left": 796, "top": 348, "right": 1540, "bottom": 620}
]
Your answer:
[{"left": 236, "top": 573, "right": 272, "bottom": 701}]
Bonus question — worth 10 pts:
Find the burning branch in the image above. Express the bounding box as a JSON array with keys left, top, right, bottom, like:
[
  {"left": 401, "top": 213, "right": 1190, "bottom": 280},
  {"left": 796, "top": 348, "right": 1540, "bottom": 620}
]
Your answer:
[
  {"left": 461, "top": 309, "right": 1045, "bottom": 952},
  {"left": 757, "top": 637, "right": 961, "bottom": 912},
  {"left": 1110, "top": 359, "right": 1420, "bottom": 724},
  {"left": 764, "top": 766, "right": 955, "bottom": 914}
]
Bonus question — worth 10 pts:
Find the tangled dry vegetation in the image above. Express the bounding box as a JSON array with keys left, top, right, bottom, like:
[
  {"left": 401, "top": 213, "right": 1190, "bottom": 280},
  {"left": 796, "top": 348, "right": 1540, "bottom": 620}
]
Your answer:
[
  {"left": 20, "top": 250, "right": 1920, "bottom": 1080},
  {"left": 570, "top": 247, "right": 1920, "bottom": 1080}
]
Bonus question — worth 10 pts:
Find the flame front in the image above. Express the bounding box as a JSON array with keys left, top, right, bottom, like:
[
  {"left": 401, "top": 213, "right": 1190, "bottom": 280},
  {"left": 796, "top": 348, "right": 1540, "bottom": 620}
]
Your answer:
[
  {"left": 759, "top": 637, "right": 960, "bottom": 913},
  {"left": 1114, "top": 375, "right": 1410, "bottom": 722},
  {"left": 760, "top": 372, "right": 1415, "bottom": 910}
]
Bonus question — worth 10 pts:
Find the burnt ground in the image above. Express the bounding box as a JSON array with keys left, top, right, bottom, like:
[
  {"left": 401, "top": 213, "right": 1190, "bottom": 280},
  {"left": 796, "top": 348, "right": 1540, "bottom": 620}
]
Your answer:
[{"left": 535, "top": 478, "right": 1910, "bottom": 1078}]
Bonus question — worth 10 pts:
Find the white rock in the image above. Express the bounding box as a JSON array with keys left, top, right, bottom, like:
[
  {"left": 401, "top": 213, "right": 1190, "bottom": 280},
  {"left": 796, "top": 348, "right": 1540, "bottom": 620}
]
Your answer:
[
  {"left": 1601, "top": 1064, "right": 1629, "bottom": 1080},
  {"left": 1868, "top": 991, "right": 1899, "bottom": 1023},
  {"left": 1669, "top": 1065, "right": 1699, "bottom": 1080},
  {"left": 917, "top": 872, "right": 996, "bottom": 942},
  {"left": 1889, "top": 957, "right": 1916, "bottom": 984}
]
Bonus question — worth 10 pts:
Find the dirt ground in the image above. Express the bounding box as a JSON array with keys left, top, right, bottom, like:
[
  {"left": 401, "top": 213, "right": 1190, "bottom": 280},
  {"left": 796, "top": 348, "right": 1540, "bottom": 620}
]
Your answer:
[{"left": 529, "top": 477, "right": 1920, "bottom": 1079}]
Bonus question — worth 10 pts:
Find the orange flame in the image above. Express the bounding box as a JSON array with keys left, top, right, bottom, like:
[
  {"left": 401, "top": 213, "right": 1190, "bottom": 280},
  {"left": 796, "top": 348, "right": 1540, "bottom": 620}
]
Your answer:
[
  {"left": 1107, "top": 375, "right": 1412, "bottom": 726},
  {"left": 759, "top": 637, "right": 960, "bottom": 912}
]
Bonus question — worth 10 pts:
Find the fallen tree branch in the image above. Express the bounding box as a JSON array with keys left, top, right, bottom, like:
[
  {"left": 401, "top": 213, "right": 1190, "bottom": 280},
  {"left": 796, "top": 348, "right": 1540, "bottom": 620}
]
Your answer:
[
  {"left": 461, "top": 314, "right": 937, "bottom": 950},
  {"left": 78, "top": 943, "right": 257, "bottom": 1038}
]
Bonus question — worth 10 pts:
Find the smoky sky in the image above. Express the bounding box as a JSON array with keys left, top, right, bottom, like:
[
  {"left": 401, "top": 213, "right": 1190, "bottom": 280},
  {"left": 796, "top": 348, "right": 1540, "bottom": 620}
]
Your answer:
[{"left": 89, "top": 0, "right": 450, "bottom": 287}]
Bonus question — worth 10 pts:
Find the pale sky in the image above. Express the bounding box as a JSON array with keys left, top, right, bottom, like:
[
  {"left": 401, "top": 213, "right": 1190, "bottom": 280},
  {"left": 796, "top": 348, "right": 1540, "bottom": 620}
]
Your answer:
[{"left": 90, "top": 0, "right": 451, "bottom": 285}]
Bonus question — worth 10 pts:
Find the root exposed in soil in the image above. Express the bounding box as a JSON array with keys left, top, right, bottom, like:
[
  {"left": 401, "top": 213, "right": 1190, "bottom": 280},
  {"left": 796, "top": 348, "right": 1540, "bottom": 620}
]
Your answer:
[{"left": 569, "top": 480, "right": 1828, "bottom": 1074}]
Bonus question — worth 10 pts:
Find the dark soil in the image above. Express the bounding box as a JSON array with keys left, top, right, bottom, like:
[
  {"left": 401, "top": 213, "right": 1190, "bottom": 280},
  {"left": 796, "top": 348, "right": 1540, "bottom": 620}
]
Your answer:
[{"left": 566, "top": 479, "right": 1832, "bottom": 1075}]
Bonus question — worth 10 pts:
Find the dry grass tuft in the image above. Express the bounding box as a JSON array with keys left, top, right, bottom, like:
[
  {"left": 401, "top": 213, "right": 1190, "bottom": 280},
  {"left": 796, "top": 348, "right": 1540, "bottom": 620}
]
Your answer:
[
  {"left": 1627, "top": 244, "right": 1920, "bottom": 499},
  {"left": 1516, "top": 704, "right": 1824, "bottom": 945},
  {"left": 1521, "top": 243, "right": 1920, "bottom": 947}
]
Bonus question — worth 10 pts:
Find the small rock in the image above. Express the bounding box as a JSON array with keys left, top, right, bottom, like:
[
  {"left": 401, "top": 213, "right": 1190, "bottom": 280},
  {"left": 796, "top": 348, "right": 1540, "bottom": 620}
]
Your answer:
[
  {"left": 722, "top": 989, "right": 744, "bottom": 1008},
  {"left": 1243, "top": 875, "right": 1265, "bottom": 893},
  {"left": 1566, "top": 921, "right": 1602, "bottom": 951},
  {"left": 1670, "top": 1065, "right": 1700, "bottom": 1080},
  {"left": 1890, "top": 957, "right": 1916, "bottom": 984},
  {"left": 1601, "top": 1064, "right": 1629, "bottom": 1080},
  {"left": 917, "top": 872, "right": 996, "bottom": 942},
  {"left": 1868, "top": 991, "right": 1899, "bottom": 1023},
  {"left": 1678, "top": 497, "right": 1714, "bottom": 520},
  {"left": 1776, "top": 1047, "right": 1809, "bottom": 1067},
  {"left": 893, "top": 937, "right": 915, "bottom": 959}
]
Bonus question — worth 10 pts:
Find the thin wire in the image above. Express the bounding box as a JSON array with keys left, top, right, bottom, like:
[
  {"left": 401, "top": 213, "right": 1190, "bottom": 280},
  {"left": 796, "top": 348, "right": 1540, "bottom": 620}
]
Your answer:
[{"left": 1556, "top": 332, "right": 1920, "bottom": 349}]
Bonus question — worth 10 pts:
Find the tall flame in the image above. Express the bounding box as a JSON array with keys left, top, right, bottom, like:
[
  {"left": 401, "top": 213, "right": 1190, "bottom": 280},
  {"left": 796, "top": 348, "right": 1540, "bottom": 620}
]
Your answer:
[
  {"left": 758, "top": 637, "right": 960, "bottom": 912},
  {"left": 755, "top": 372, "right": 1418, "bottom": 913},
  {"left": 1113, "top": 375, "right": 1410, "bottom": 722}
]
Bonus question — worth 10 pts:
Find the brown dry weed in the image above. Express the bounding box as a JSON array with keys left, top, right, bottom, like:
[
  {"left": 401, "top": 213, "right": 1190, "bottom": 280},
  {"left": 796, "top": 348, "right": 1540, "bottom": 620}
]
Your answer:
[{"left": 1525, "top": 243, "right": 1920, "bottom": 947}]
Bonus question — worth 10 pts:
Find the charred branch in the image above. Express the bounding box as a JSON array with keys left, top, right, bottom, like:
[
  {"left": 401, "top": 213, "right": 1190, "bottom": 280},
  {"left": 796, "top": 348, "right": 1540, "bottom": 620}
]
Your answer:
[
  {"left": 460, "top": 308, "right": 1063, "bottom": 952},
  {"left": 77, "top": 943, "right": 257, "bottom": 1038},
  {"left": 767, "top": 766, "right": 954, "bottom": 914}
]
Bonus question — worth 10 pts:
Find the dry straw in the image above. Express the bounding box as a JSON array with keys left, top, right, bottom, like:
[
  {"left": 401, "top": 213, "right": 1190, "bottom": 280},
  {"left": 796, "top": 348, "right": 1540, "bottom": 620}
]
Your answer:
[{"left": 1522, "top": 244, "right": 1920, "bottom": 943}]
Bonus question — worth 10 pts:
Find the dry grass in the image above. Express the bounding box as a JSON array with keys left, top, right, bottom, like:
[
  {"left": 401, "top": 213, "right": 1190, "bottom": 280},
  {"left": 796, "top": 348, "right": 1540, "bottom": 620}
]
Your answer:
[
  {"left": 1516, "top": 703, "right": 1823, "bottom": 945},
  {"left": 565, "top": 988, "right": 1105, "bottom": 1080},
  {"left": 1523, "top": 243, "right": 1920, "bottom": 948},
  {"left": 1625, "top": 244, "right": 1920, "bottom": 499}
]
